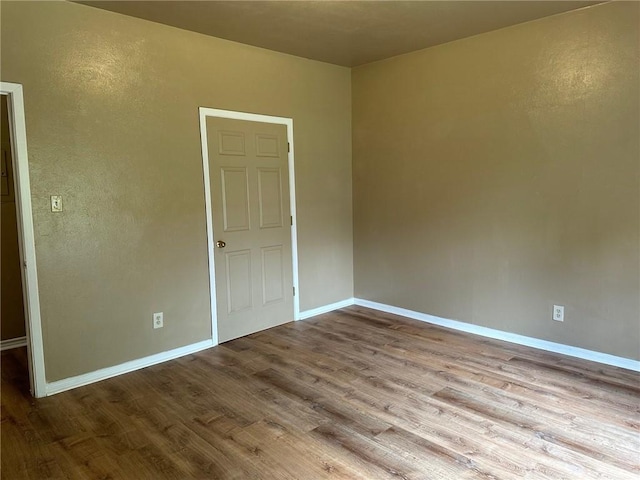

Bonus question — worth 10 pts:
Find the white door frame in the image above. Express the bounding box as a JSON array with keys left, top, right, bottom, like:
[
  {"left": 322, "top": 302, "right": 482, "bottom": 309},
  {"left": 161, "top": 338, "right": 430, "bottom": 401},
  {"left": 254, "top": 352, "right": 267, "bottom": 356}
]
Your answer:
[
  {"left": 1, "top": 82, "right": 46, "bottom": 397},
  {"left": 199, "top": 108, "right": 300, "bottom": 345}
]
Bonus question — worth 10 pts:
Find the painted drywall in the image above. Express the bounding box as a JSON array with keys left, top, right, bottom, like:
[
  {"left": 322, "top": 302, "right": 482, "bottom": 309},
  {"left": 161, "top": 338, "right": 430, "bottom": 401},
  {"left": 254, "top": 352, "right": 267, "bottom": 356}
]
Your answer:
[
  {"left": 353, "top": 2, "right": 639, "bottom": 360},
  {"left": 1, "top": 1, "right": 353, "bottom": 381},
  {"left": 1, "top": 95, "right": 27, "bottom": 341}
]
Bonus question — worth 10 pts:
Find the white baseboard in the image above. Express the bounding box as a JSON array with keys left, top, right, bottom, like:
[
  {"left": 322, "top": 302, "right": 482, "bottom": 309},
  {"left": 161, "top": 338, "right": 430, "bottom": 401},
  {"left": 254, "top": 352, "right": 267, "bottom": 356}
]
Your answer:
[
  {"left": 46, "top": 339, "right": 215, "bottom": 396},
  {"left": 1, "top": 336, "right": 27, "bottom": 351},
  {"left": 40, "top": 297, "right": 640, "bottom": 397},
  {"left": 354, "top": 299, "right": 640, "bottom": 372},
  {"left": 298, "top": 297, "right": 355, "bottom": 320}
]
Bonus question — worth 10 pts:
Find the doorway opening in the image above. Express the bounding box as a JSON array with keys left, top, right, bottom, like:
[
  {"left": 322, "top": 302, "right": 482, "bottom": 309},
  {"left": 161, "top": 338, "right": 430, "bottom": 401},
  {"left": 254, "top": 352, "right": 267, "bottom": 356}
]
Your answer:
[
  {"left": 1, "top": 82, "right": 45, "bottom": 397},
  {"left": 1, "top": 95, "right": 27, "bottom": 350}
]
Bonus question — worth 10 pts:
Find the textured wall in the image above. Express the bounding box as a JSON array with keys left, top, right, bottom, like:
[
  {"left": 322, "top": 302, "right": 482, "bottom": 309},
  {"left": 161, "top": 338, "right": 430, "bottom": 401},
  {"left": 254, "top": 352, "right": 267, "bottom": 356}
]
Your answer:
[
  {"left": 353, "top": 2, "right": 639, "bottom": 359},
  {"left": 1, "top": 1, "right": 353, "bottom": 381}
]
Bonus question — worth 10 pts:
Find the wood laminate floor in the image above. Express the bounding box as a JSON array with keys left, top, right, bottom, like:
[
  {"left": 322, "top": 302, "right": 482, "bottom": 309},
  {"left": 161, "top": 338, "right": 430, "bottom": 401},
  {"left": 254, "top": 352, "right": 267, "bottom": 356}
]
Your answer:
[{"left": 2, "top": 306, "right": 639, "bottom": 479}]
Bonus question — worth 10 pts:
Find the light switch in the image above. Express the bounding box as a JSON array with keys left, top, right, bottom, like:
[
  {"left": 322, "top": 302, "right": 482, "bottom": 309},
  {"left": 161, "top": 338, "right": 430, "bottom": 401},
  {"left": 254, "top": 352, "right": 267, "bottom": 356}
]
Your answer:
[{"left": 50, "top": 195, "right": 63, "bottom": 212}]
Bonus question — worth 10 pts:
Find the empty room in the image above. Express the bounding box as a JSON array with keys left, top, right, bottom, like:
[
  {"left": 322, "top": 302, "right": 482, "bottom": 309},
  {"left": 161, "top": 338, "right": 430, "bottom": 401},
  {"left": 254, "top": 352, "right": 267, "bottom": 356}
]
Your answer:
[{"left": 1, "top": 1, "right": 638, "bottom": 478}]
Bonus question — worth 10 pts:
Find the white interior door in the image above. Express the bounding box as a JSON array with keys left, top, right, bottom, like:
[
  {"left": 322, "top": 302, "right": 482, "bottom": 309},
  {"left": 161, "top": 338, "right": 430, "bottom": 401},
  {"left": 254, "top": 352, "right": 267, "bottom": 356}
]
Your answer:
[{"left": 206, "top": 116, "right": 294, "bottom": 342}]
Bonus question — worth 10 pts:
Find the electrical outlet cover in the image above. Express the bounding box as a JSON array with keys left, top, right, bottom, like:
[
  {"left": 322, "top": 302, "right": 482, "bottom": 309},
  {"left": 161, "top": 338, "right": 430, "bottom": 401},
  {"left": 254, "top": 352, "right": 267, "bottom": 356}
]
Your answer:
[
  {"left": 552, "top": 305, "right": 564, "bottom": 322},
  {"left": 153, "top": 312, "right": 163, "bottom": 329}
]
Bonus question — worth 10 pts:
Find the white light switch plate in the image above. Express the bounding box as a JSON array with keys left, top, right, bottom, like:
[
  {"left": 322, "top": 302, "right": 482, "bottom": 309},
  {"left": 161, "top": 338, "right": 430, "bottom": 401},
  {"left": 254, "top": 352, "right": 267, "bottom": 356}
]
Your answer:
[{"left": 50, "top": 195, "right": 63, "bottom": 212}]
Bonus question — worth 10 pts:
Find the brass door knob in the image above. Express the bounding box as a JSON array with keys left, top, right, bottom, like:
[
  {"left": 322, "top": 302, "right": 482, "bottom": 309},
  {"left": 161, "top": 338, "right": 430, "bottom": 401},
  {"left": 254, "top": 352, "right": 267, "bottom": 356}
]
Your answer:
[{"left": 216, "top": 240, "right": 226, "bottom": 248}]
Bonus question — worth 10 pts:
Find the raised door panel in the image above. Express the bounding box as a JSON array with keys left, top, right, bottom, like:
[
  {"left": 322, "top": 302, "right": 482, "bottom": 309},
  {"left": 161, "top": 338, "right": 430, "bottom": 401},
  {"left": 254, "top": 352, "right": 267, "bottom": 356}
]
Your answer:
[
  {"left": 221, "top": 167, "right": 250, "bottom": 232},
  {"left": 255, "top": 134, "right": 279, "bottom": 157},
  {"left": 225, "top": 250, "right": 252, "bottom": 314},
  {"left": 218, "top": 131, "right": 246, "bottom": 156},
  {"left": 257, "top": 167, "right": 283, "bottom": 229},
  {"left": 261, "top": 245, "right": 284, "bottom": 305}
]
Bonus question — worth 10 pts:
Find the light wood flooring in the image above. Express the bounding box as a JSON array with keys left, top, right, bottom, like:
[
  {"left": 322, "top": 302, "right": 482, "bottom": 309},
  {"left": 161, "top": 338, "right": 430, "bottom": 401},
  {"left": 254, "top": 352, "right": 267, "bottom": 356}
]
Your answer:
[{"left": 2, "top": 306, "right": 639, "bottom": 479}]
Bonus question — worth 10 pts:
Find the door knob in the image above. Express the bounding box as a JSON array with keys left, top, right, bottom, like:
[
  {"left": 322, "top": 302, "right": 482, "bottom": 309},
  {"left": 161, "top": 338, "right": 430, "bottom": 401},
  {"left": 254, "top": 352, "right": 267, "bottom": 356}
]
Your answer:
[{"left": 216, "top": 240, "right": 226, "bottom": 248}]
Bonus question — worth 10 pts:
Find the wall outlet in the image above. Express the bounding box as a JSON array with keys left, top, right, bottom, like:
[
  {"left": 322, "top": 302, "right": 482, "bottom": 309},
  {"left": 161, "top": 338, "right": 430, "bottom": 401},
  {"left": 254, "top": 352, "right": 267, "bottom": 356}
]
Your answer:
[
  {"left": 552, "top": 305, "right": 564, "bottom": 322},
  {"left": 153, "top": 312, "right": 163, "bottom": 329}
]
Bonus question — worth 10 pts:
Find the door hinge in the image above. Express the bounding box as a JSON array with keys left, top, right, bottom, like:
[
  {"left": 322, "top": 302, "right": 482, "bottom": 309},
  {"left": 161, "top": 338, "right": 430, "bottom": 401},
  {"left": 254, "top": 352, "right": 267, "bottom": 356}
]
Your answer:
[
  {"left": 287, "top": 142, "right": 290, "bottom": 153},
  {"left": 290, "top": 215, "right": 293, "bottom": 226},
  {"left": 293, "top": 286, "right": 296, "bottom": 296}
]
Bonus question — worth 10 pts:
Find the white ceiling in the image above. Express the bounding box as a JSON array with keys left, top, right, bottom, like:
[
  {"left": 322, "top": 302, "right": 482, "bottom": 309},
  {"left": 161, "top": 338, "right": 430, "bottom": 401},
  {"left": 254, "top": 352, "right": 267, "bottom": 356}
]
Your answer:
[{"left": 80, "top": 1, "right": 604, "bottom": 67}]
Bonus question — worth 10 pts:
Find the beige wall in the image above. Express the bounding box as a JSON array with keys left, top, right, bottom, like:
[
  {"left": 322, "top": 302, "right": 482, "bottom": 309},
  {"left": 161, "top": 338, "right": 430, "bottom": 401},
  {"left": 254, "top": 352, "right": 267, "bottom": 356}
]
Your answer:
[
  {"left": 1, "top": 1, "right": 353, "bottom": 381},
  {"left": 353, "top": 2, "right": 639, "bottom": 360},
  {"left": 1, "top": 0, "right": 637, "bottom": 383},
  {"left": 1, "top": 95, "right": 27, "bottom": 341}
]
